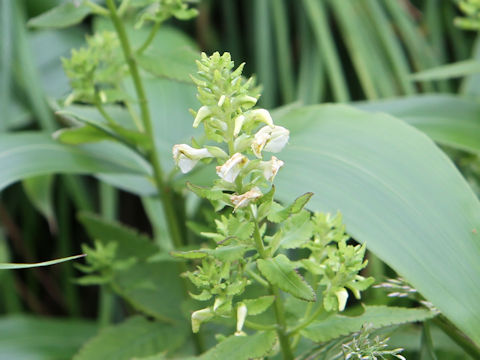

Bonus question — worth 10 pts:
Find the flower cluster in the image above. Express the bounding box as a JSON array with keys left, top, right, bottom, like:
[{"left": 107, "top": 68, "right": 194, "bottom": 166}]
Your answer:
[
  {"left": 135, "top": 0, "right": 198, "bottom": 28},
  {"left": 62, "top": 31, "right": 128, "bottom": 105},
  {"left": 456, "top": 0, "right": 480, "bottom": 30},
  {"left": 173, "top": 52, "right": 289, "bottom": 212}
]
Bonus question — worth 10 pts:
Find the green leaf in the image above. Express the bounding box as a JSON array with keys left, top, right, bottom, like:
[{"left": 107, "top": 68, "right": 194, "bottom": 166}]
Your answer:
[
  {"left": 410, "top": 60, "right": 480, "bottom": 81},
  {"left": 274, "top": 104, "right": 480, "bottom": 344},
  {"left": 113, "top": 262, "right": 185, "bottom": 323},
  {"left": 73, "top": 316, "right": 186, "bottom": 360},
  {"left": 0, "top": 315, "right": 95, "bottom": 360},
  {"left": 22, "top": 174, "right": 56, "bottom": 231},
  {"left": 243, "top": 295, "right": 276, "bottom": 316},
  {"left": 54, "top": 125, "right": 117, "bottom": 145},
  {"left": 273, "top": 210, "right": 314, "bottom": 250},
  {"left": 267, "top": 192, "right": 313, "bottom": 223},
  {"left": 301, "top": 305, "right": 435, "bottom": 343},
  {"left": 0, "top": 254, "right": 85, "bottom": 270},
  {"left": 197, "top": 331, "right": 277, "bottom": 360},
  {"left": 78, "top": 212, "right": 158, "bottom": 261},
  {"left": 257, "top": 254, "right": 315, "bottom": 302},
  {"left": 0, "top": 132, "right": 151, "bottom": 192},
  {"left": 28, "top": 2, "right": 92, "bottom": 29},
  {"left": 356, "top": 94, "right": 480, "bottom": 155}
]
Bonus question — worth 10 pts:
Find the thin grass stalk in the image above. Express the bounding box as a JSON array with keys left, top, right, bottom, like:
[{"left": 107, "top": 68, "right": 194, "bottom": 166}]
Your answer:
[
  {"left": 271, "top": 0, "right": 295, "bottom": 103},
  {"left": 220, "top": 0, "right": 242, "bottom": 62},
  {"left": 0, "top": 0, "right": 12, "bottom": 133},
  {"left": 57, "top": 181, "right": 80, "bottom": 316},
  {"left": 444, "top": 2, "right": 470, "bottom": 61},
  {"left": 302, "top": 0, "right": 350, "bottom": 102}
]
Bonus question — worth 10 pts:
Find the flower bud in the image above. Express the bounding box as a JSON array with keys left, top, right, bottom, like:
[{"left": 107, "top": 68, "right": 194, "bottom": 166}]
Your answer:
[
  {"left": 193, "top": 105, "right": 212, "bottom": 128},
  {"left": 216, "top": 153, "right": 248, "bottom": 183},
  {"left": 247, "top": 109, "right": 274, "bottom": 127},
  {"left": 251, "top": 125, "right": 289, "bottom": 158},
  {"left": 260, "top": 156, "right": 284, "bottom": 182},
  {"left": 230, "top": 187, "right": 262, "bottom": 211},
  {"left": 172, "top": 144, "right": 213, "bottom": 173},
  {"left": 335, "top": 288, "right": 349, "bottom": 311},
  {"left": 191, "top": 307, "right": 214, "bottom": 333},
  {"left": 233, "top": 115, "right": 246, "bottom": 137},
  {"left": 235, "top": 303, "right": 248, "bottom": 335}
]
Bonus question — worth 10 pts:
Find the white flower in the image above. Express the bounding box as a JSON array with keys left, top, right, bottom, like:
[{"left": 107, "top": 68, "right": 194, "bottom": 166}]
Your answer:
[
  {"left": 233, "top": 109, "right": 273, "bottom": 137},
  {"left": 191, "top": 307, "right": 214, "bottom": 333},
  {"left": 233, "top": 114, "right": 246, "bottom": 137},
  {"left": 260, "top": 156, "right": 284, "bottom": 181},
  {"left": 230, "top": 187, "right": 262, "bottom": 211},
  {"left": 335, "top": 288, "right": 349, "bottom": 311},
  {"left": 216, "top": 153, "right": 248, "bottom": 183},
  {"left": 193, "top": 105, "right": 212, "bottom": 128},
  {"left": 235, "top": 303, "right": 248, "bottom": 336},
  {"left": 172, "top": 144, "right": 213, "bottom": 173},
  {"left": 251, "top": 125, "right": 289, "bottom": 158}
]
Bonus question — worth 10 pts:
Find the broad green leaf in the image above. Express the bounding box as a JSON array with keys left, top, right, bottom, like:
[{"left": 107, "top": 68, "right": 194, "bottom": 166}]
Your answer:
[
  {"left": 274, "top": 210, "right": 314, "bottom": 249},
  {"left": 410, "top": 60, "right": 480, "bottom": 81},
  {"left": 267, "top": 192, "right": 313, "bottom": 223},
  {"left": 73, "top": 316, "right": 186, "bottom": 360},
  {"left": 243, "top": 295, "right": 276, "bottom": 316},
  {"left": 0, "top": 254, "right": 85, "bottom": 270},
  {"left": 113, "top": 262, "right": 185, "bottom": 323},
  {"left": 257, "top": 254, "right": 315, "bottom": 302},
  {"left": 28, "top": 2, "right": 92, "bottom": 29},
  {"left": 78, "top": 212, "right": 159, "bottom": 261},
  {"left": 301, "top": 306, "right": 434, "bottom": 343},
  {"left": 0, "top": 132, "right": 151, "bottom": 192},
  {"left": 0, "top": 315, "right": 95, "bottom": 360},
  {"left": 54, "top": 125, "right": 117, "bottom": 145},
  {"left": 274, "top": 104, "right": 480, "bottom": 344},
  {"left": 356, "top": 94, "right": 480, "bottom": 155},
  {"left": 196, "top": 331, "right": 276, "bottom": 360},
  {"left": 22, "top": 174, "right": 56, "bottom": 230}
]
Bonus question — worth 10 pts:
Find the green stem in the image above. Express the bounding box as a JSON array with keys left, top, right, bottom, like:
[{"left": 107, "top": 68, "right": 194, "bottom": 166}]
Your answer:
[
  {"left": 95, "top": 98, "right": 116, "bottom": 126},
  {"left": 136, "top": 21, "right": 161, "bottom": 55},
  {"left": 433, "top": 315, "right": 480, "bottom": 359},
  {"left": 250, "top": 206, "right": 293, "bottom": 360},
  {"left": 288, "top": 304, "right": 323, "bottom": 335},
  {"left": 98, "top": 286, "right": 114, "bottom": 328},
  {"left": 105, "top": 0, "right": 183, "bottom": 251}
]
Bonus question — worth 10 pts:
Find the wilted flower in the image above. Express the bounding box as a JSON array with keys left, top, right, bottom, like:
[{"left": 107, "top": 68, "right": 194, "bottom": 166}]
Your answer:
[
  {"left": 230, "top": 187, "right": 262, "bottom": 211},
  {"left": 251, "top": 125, "right": 289, "bottom": 158},
  {"left": 172, "top": 144, "right": 213, "bottom": 173},
  {"left": 216, "top": 153, "right": 248, "bottom": 183},
  {"left": 191, "top": 307, "right": 214, "bottom": 333},
  {"left": 260, "top": 156, "right": 284, "bottom": 181}
]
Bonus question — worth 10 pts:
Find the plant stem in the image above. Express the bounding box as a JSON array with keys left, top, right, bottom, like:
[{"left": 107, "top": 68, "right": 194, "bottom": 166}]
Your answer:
[
  {"left": 136, "top": 21, "right": 161, "bottom": 55},
  {"left": 250, "top": 206, "right": 294, "bottom": 360},
  {"left": 288, "top": 303, "right": 323, "bottom": 335},
  {"left": 98, "top": 286, "right": 114, "bottom": 328},
  {"left": 105, "top": 0, "right": 183, "bottom": 251},
  {"left": 434, "top": 315, "right": 480, "bottom": 359}
]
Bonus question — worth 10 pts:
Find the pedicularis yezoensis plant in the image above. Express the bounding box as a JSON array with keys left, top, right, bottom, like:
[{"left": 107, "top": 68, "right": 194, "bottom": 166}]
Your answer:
[
  {"left": 171, "top": 52, "right": 375, "bottom": 358},
  {"left": 34, "top": 0, "right": 413, "bottom": 359}
]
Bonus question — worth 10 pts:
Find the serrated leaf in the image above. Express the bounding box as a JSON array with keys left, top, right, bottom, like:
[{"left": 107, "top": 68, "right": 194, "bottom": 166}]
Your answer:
[
  {"left": 267, "top": 192, "right": 313, "bottom": 223},
  {"left": 301, "top": 306, "right": 435, "bottom": 343},
  {"left": 186, "top": 182, "right": 225, "bottom": 201},
  {"left": 0, "top": 254, "right": 85, "bottom": 270},
  {"left": 257, "top": 254, "right": 316, "bottom": 302},
  {"left": 198, "top": 331, "right": 277, "bottom": 360},
  {"left": 28, "top": 2, "right": 92, "bottom": 29},
  {"left": 73, "top": 316, "right": 186, "bottom": 360},
  {"left": 243, "top": 296, "right": 276, "bottom": 316},
  {"left": 78, "top": 212, "right": 158, "bottom": 261},
  {"left": 113, "top": 262, "right": 184, "bottom": 322},
  {"left": 274, "top": 210, "right": 314, "bottom": 250}
]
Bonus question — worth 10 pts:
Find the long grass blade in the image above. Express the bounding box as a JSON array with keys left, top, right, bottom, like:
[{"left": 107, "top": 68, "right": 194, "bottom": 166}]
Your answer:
[
  {"left": 363, "top": 0, "right": 416, "bottom": 95},
  {"left": 253, "top": 0, "right": 276, "bottom": 108},
  {"left": 271, "top": 0, "right": 295, "bottom": 103},
  {"left": 303, "top": 0, "right": 350, "bottom": 102},
  {"left": 0, "top": 0, "right": 13, "bottom": 133}
]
